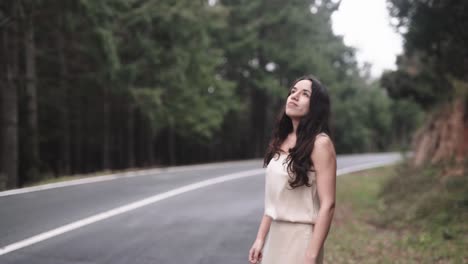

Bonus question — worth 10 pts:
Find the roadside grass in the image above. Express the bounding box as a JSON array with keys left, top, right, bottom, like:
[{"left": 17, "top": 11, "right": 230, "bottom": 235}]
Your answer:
[{"left": 325, "top": 162, "right": 467, "bottom": 264}]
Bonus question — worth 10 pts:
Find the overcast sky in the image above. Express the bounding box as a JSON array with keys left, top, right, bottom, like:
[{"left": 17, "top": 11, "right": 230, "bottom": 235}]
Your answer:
[{"left": 331, "top": 0, "right": 403, "bottom": 78}]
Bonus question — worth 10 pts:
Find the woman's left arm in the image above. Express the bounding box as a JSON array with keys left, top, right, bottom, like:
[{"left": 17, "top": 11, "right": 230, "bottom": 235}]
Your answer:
[{"left": 305, "top": 136, "right": 337, "bottom": 263}]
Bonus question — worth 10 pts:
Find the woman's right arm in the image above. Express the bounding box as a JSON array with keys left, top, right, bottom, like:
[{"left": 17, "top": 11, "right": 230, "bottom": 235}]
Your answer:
[
  {"left": 249, "top": 215, "right": 273, "bottom": 263},
  {"left": 255, "top": 214, "right": 272, "bottom": 243}
]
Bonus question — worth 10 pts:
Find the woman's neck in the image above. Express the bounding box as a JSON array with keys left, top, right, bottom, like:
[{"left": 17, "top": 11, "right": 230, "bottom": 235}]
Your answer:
[{"left": 291, "top": 118, "right": 299, "bottom": 135}]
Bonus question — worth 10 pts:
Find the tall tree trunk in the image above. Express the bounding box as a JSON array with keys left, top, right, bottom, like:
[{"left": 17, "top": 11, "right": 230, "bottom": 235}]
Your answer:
[
  {"left": 146, "top": 121, "right": 155, "bottom": 166},
  {"left": 252, "top": 31, "right": 268, "bottom": 158},
  {"left": 251, "top": 87, "right": 267, "bottom": 157},
  {"left": 24, "top": 10, "right": 40, "bottom": 184},
  {"left": 102, "top": 86, "right": 111, "bottom": 170},
  {"left": 127, "top": 102, "right": 135, "bottom": 168},
  {"left": 140, "top": 117, "right": 149, "bottom": 167},
  {"left": 168, "top": 117, "right": 176, "bottom": 165},
  {"left": 74, "top": 95, "right": 83, "bottom": 174},
  {"left": 1, "top": 7, "right": 19, "bottom": 189},
  {"left": 57, "top": 19, "right": 71, "bottom": 176}
]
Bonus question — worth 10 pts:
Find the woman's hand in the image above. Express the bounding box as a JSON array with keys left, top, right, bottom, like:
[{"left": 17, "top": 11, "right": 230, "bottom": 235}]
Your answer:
[
  {"left": 304, "top": 252, "right": 318, "bottom": 264},
  {"left": 248, "top": 238, "right": 264, "bottom": 263}
]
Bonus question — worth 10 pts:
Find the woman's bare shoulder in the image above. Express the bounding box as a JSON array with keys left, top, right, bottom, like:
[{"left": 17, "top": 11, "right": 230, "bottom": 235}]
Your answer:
[
  {"left": 313, "top": 133, "right": 335, "bottom": 155},
  {"left": 315, "top": 133, "right": 332, "bottom": 143}
]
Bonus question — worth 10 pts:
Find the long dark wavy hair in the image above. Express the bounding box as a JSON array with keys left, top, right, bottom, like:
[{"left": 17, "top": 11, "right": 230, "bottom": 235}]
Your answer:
[{"left": 263, "top": 75, "right": 333, "bottom": 189}]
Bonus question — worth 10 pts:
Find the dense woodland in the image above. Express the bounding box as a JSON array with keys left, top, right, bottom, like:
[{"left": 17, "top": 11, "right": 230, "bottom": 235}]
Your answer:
[
  {"left": 382, "top": 0, "right": 467, "bottom": 110},
  {"left": 381, "top": 0, "right": 467, "bottom": 168},
  {"left": 0, "top": 0, "right": 428, "bottom": 190}
]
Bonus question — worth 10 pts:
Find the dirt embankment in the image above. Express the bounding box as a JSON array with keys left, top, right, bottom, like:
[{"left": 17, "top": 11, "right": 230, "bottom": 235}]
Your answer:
[{"left": 411, "top": 99, "right": 467, "bottom": 175}]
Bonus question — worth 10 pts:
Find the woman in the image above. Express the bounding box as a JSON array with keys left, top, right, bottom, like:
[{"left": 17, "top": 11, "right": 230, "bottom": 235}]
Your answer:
[{"left": 248, "top": 75, "right": 337, "bottom": 264}]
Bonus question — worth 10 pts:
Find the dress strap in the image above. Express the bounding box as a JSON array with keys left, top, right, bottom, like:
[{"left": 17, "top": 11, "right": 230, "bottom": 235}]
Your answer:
[{"left": 317, "top": 132, "right": 328, "bottom": 137}]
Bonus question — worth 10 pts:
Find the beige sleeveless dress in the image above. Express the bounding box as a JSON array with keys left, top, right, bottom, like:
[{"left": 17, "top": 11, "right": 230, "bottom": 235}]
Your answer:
[{"left": 260, "top": 151, "right": 324, "bottom": 264}]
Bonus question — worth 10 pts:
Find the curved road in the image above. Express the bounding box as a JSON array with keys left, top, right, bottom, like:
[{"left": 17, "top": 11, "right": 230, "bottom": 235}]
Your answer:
[{"left": 0, "top": 152, "right": 405, "bottom": 264}]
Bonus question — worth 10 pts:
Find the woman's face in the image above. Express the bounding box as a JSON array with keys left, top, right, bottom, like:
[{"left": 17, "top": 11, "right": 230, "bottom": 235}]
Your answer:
[{"left": 285, "top": 79, "right": 312, "bottom": 119}]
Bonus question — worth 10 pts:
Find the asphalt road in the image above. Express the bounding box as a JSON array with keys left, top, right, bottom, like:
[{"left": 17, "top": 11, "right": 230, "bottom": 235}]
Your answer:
[{"left": 0, "top": 152, "right": 404, "bottom": 264}]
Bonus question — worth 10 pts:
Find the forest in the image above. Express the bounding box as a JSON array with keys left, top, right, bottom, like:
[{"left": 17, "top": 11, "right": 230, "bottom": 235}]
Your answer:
[{"left": 3, "top": 0, "right": 462, "bottom": 190}]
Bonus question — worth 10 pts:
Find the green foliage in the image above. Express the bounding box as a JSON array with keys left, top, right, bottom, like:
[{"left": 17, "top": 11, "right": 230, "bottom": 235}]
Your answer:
[
  {"left": 1, "top": 0, "right": 414, "bottom": 185},
  {"left": 388, "top": 98, "right": 425, "bottom": 145},
  {"left": 334, "top": 73, "right": 426, "bottom": 153},
  {"left": 388, "top": 0, "right": 468, "bottom": 81},
  {"left": 130, "top": 88, "right": 165, "bottom": 130},
  {"left": 380, "top": 56, "right": 454, "bottom": 110},
  {"left": 80, "top": 0, "right": 241, "bottom": 141},
  {"left": 383, "top": 0, "right": 467, "bottom": 110},
  {"left": 218, "top": 0, "right": 401, "bottom": 153}
]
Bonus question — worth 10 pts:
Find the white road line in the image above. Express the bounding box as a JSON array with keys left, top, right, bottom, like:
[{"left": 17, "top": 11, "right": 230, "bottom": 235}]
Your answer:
[
  {"left": 0, "top": 159, "right": 400, "bottom": 256},
  {"left": 0, "top": 168, "right": 265, "bottom": 256}
]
